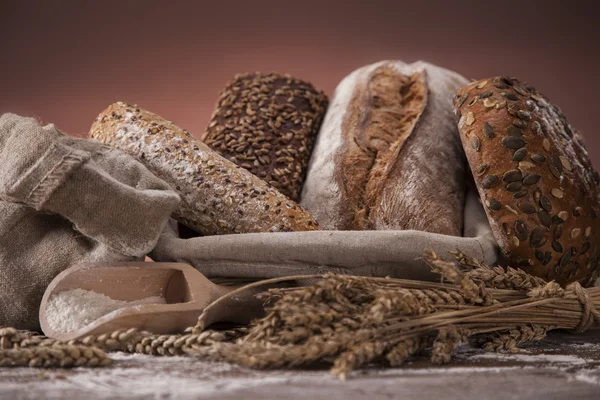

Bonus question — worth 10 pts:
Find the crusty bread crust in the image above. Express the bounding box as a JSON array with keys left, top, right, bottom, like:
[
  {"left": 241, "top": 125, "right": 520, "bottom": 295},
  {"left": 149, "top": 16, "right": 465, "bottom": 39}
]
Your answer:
[
  {"left": 201, "top": 73, "right": 328, "bottom": 202},
  {"left": 301, "top": 61, "right": 468, "bottom": 236},
  {"left": 340, "top": 66, "right": 428, "bottom": 229},
  {"left": 455, "top": 77, "right": 600, "bottom": 285},
  {"left": 90, "top": 102, "right": 319, "bottom": 235}
]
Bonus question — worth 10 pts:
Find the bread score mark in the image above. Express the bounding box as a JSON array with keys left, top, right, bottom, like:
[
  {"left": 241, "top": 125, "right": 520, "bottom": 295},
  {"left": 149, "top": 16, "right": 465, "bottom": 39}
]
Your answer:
[{"left": 339, "top": 64, "right": 428, "bottom": 229}]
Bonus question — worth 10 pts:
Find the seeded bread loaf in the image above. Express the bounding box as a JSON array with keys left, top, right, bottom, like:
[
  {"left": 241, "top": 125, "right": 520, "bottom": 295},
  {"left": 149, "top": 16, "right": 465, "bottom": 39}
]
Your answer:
[
  {"left": 455, "top": 77, "right": 600, "bottom": 286},
  {"left": 90, "top": 102, "right": 320, "bottom": 235},
  {"left": 202, "top": 73, "right": 328, "bottom": 202},
  {"left": 301, "top": 61, "right": 469, "bottom": 235}
]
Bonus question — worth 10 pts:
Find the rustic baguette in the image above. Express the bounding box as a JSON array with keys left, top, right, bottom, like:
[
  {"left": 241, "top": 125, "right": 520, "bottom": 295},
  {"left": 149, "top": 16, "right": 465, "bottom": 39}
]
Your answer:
[
  {"left": 301, "top": 61, "right": 468, "bottom": 236},
  {"left": 90, "top": 102, "right": 319, "bottom": 235}
]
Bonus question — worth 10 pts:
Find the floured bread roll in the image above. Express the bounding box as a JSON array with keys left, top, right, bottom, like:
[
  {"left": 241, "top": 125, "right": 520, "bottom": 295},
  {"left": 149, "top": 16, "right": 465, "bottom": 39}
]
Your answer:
[
  {"left": 301, "top": 61, "right": 469, "bottom": 236},
  {"left": 90, "top": 103, "right": 320, "bottom": 235}
]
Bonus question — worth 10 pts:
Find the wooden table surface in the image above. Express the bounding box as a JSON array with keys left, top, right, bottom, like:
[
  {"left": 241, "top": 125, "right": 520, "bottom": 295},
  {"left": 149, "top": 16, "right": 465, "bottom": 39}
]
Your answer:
[{"left": 1, "top": 329, "right": 599, "bottom": 400}]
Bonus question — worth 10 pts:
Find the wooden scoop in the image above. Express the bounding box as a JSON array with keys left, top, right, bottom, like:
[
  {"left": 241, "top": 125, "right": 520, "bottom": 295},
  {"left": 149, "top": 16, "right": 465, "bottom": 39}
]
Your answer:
[{"left": 39, "top": 262, "right": 258, "bottom": 342}]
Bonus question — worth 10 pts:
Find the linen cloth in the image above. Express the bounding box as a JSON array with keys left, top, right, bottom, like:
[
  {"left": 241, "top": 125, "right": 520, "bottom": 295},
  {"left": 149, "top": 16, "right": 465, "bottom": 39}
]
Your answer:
[
  {"left": 0, "top": 114, "right": 180, "bottom": 329},
  {"left": 151, "top": 190, "right": 498, "bottom": 282}
]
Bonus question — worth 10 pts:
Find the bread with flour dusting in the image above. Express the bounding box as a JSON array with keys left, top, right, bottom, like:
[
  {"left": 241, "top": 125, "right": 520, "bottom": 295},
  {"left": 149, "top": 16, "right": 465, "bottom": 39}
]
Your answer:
[
  {"left": 90, "top": 102, "right": 320, "bottom": 235},
  {"left": 300, "top": 61, "right": 469, "bottom": 235}
]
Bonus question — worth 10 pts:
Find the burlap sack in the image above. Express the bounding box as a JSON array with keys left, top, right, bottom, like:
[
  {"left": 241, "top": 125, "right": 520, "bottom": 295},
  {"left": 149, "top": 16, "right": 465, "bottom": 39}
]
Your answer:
[
  {"left": 151, "top": 190, "right": 499, "bottom": 281},
  {"left": 0, "top": 114, "right": 180, "bottom": 330}
]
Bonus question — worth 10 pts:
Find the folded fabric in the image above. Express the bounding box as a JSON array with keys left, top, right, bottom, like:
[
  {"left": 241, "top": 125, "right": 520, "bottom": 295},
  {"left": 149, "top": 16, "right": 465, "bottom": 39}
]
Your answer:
[
  {"left": 151, "top": 190, "right": 499, "bottom": 281},
  {"left": 0, "top": 114, "right": 180, "bottom": 329}
]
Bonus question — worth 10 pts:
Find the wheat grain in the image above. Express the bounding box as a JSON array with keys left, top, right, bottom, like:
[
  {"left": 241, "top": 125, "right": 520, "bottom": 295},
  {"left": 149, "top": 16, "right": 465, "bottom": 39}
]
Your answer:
[{"left": 2, "top": 250, "right": 599, "bottom": 379}]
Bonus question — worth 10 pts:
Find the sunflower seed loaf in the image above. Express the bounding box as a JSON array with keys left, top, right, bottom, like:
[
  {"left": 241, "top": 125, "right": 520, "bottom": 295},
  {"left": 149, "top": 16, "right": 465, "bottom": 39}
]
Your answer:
[
  {"left": 90, "top": 102, "right": 320, "bottom": 235},
  {"left": 455, "top": 77, "right": 600, "bottom": 286},
  {"left": 301, "top": 61, "right": 468, "bottom": 235},
  {"left": 202, "top": 73, "right": 328, "bottom": 201}
]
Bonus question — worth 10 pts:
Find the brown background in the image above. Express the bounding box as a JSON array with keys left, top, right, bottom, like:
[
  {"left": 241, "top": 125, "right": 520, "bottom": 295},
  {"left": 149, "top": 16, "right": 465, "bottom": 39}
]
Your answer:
[{"left": 1, "top": 0, "right": 598, "bottom": 162}]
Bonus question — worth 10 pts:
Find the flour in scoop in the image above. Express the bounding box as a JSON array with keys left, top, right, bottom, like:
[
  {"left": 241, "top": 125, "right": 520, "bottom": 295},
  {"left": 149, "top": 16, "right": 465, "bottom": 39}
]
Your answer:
[{"left": 45, "top": 289, "right": 165, "bottom": 333}]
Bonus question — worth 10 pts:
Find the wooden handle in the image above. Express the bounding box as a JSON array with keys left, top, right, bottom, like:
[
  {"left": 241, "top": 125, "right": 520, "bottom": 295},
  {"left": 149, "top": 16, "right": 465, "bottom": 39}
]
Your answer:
[{"left": 210, "top": 283, "right": 238, "bottom": 300}]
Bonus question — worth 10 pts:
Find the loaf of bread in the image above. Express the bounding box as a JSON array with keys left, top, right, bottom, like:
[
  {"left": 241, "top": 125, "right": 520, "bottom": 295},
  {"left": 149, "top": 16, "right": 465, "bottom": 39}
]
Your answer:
[
  {"left": 300, "top": 61, "right": 469, "bottom": 236},
  {"left": 455, "top": 77, "right": 600, "bottom": 285},
  {"left": 202, "top": 73, "right": 328, "bottom": 202},
  {"left": 89, "top": 102, "right": 320, "bottom": 235}
]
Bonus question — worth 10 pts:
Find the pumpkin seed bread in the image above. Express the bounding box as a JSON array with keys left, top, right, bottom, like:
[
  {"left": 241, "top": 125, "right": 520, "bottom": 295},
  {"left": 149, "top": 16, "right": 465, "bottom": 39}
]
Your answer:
[
  {"left": 455, "top": 77, "right": 600, "bottom": 286},
  {"left": 90, "top": 102, "right": 320, "bottom": 235},
  {"left": 202, "top": 73, "right": 328, "bottom": 202}
]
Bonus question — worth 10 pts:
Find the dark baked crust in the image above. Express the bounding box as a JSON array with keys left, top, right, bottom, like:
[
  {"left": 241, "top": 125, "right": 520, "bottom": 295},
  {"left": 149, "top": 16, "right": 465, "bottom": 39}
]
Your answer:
[
  {"left": 455, "top": 77, "right": 600, "bottom": 286},
  {"left": 202, "top": 73, "right": 328, "bottom": 201}
]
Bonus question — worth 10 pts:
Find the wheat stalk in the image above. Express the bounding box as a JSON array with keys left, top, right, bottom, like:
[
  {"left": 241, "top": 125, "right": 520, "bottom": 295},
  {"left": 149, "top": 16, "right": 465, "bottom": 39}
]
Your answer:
[
  {"left": 1, "top": 250, "right": 599, "bottom": 379},
  {"left": 183, "top": 250, "right": 600, "bottom": 378}
]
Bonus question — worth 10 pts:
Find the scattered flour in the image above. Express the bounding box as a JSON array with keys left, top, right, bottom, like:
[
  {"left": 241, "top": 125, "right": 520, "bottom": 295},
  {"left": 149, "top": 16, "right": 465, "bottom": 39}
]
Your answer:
[
  {"left": 573, "top": 371, "right": 600, "bottom": 385},
  {"left": 367, "top": 365, "right": 528, "bottom": 376},
  {"left": 470, "top": 352, "right": 590, "bottom": 365},
  {"left": 1, "top": 348, "right": 599, "bottom": 399},
  {"left": 45, "top": 289, "right": 165, "bottom": 333}
]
